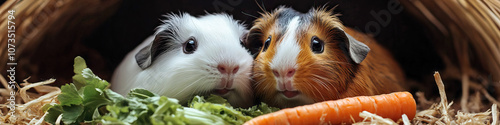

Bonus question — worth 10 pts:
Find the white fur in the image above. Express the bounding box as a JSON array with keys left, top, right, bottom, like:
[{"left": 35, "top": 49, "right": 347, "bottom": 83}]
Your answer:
[
  {"left": 111, "top": 13, "right": 254, "bottom": 107},
  {"left": 269, "top": 16, "right": 316, "bottom": 106},
  {"left": 270, "top": 16, "right": 301, "bottom": 91}
]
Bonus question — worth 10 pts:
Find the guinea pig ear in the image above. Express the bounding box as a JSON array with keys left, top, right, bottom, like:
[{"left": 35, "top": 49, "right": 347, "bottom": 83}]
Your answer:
[
  {"left": 240, "top": 30, "right": 249, "bottom": 50},
  {"left": 135, "top": 45, "right": 152, "bottom": 69},
  {"left": 245, "top": 28, "right": 264, "bottom": 58},
  {"left": 135, "top": 30, "right": 174, "bottom": 69},
  {"left": 343, "top": 32, "right": 370, "bottom": 64}
]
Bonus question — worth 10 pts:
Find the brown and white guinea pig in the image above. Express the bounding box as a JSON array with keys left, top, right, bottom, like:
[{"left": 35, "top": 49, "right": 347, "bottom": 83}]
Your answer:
[
  {"left": 111, "top": 13, "right": 254, "bottom": 107},
  {"left": 245, "top": 7, "right": 405, "bottom": 108}
]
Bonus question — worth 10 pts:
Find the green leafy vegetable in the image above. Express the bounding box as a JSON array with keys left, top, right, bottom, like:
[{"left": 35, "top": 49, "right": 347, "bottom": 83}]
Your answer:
[
  {"left": 72, "top": 56, "right": 87, "bottom": 89},
  {"left": 44, "top": 56, "right": 279, "bottom": 125},
  {"left": 45, "top": 56, "right": 112, "bottom": 125},
  {"left": 189, "top": 95, "right": 252, "bottom": 125},
  {"left": 99, "top": 89, "right": 236, "bottom": 125},
  {"left": 61, "top": 105, "right": 84, "bottom": 124},
  {"left": 44, "top": 104, "right": 63, "bottom": 124},
  {"left": 57, "top": 84, "right": 82, "bottom": 106},
  {"left": 239, "top": 102, "right": 280, "bottom": 118}
]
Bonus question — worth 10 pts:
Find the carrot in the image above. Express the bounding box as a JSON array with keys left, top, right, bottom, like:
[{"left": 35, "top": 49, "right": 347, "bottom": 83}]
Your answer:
[{"left": 244, "top": 92, "right": 416, "bottom": 125}]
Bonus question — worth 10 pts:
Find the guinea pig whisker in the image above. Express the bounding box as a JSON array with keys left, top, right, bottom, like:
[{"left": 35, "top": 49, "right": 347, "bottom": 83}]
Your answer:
[
  {"left": 302, "top": 80, "right": 325, "bottom": 101},
  {"left": 310, "top": 74, "right": 339, "bottom": 99},
  {"left": 316, "top": 60, "right": 352, "bottom": 66},
  {"left": 309, "top": 77, "right": 330, "bottom": 101},
  {"left": 253, "top": 79, "right": 265, "bottom": 88},
  {"left": 254, "top": 70, "right": 269, "bottom": 76},
  {"left": 172, "top": 67, "right": 216, "bottom": 75},
  {"left": 241, "top": 11, "right": 258, "bottom": 19},
  {"left": 254, "top": 75, "right": 269, "bottom": 85},
  {"left": 235, "top": 78, "right": 252, "bottom": 91},
  {"left": 172, "top": 75, "right": 206, "bottom": 97},
  {"left": 254, "top": 0, "right": 267, "bottom": 13},
  {"left": 251, "top": 74, "right": 264, "bottom": 84},
  {"left": 313, "top": 76, "right": 335, "bottom": 93},
  {"left": 311, "top": 74, "right": 333, "bottom": 82}
]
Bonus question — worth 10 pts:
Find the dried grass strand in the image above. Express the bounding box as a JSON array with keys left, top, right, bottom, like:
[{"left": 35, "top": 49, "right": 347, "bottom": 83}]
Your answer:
[
  {"left": 434, "top": 72, "right": 453, "bottom": 123},
  {"left": 402, "top": 114, "right": 411, "bottom": 125},
  {"left": 18, "top": 79, "right": 56, "bottom": 103},
  {"left": 492, "top": 104, "right": 498, "bottom": 125},
  {"left": 354, "top": 111, "right": 397, "bottom": 125}
]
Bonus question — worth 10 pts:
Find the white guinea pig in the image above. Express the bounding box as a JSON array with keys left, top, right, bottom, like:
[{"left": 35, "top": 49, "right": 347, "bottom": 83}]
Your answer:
[{"left": 111, "top": 13, "right": 254, "bottom": 107}]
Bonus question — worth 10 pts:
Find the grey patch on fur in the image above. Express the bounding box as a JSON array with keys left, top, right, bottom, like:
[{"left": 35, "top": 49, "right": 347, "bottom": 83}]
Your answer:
[{"left": 135, "top": 30, "right": 180, "bottom": 69}]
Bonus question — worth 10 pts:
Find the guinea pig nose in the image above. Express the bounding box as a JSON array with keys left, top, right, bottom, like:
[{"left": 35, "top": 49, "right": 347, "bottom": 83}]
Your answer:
[
  {"left": 286, "top": 69, "right": 296, "bottom": 77},
  {"left": 218, "top": 64, "right": 239, "bottom": 74},
  {"left": 272, "top": 68, "right": 296, "bottom": 78}
]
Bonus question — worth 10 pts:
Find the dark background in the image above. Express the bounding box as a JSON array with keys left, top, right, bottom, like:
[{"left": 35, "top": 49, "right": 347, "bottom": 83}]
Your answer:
[{"left": 84, "top": 0, "right": 442, "bottom": 82}]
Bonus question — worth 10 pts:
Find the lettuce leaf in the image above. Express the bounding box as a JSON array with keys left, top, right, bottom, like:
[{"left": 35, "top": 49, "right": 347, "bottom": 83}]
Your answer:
[
  {"left": 238, "top": 102, "right": 280, "bottom": 118},
  {"left": 189, "top": 95, "right": 252, "bottom": 124}
]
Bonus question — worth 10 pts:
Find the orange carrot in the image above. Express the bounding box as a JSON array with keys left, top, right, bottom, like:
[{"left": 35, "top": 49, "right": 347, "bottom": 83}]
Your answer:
[{"left": 244, "top": 92, "right": 416, "bottom": 125}]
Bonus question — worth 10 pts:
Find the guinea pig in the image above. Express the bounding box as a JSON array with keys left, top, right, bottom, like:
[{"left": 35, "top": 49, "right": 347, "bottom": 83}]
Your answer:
[
  {"left": 111, "top": 13, "right": 254, "bottom": 108},
  {"left": 245, "top": 7, "right": 405, "bottom": 108}
]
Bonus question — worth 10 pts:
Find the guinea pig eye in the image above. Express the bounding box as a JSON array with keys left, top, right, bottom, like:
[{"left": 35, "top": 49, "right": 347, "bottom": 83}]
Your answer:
[
  {"left": 262, "top": 36, "right": 271, "bottom": 52},
  {"left": 183, "top": 38, "right": 197, "bottom": 54},
  {"left": 311, "top": 36, "right": 324, "bottom": 53}
]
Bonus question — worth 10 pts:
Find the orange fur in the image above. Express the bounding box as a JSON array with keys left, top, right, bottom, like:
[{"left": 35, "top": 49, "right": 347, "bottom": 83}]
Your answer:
[{"left": 250, "top": 7, "right": 404, "bottom": 108}]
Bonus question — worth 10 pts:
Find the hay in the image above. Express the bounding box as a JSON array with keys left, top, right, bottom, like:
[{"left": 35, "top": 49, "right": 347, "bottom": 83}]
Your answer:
[
  {"left": 398, "top": 0, "right": 500, "bottom": 112},
  {"left": 354, "top": 111, "right": 398, "bottom": 125},
  {"left": 0, "top": 76, "right": 58, "bottom": 125},
  {"left": 412, "top": 72, "right": 496, "bottom": 124},
  {"left": 355, "top": 72, "right": 500, "bottom": 125}
]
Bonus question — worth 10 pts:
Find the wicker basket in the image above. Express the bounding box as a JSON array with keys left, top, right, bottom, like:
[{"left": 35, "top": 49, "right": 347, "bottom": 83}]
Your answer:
[
  {"left": 0, "top": 0, "right": 121, "bottom": 86},
  {"left": 0, "top": 0, "right": 120, "bottom": 124},
  {"left": 399, "top": 0, "right": 500, "bottom": 112}
]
